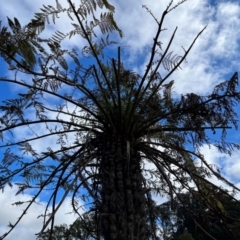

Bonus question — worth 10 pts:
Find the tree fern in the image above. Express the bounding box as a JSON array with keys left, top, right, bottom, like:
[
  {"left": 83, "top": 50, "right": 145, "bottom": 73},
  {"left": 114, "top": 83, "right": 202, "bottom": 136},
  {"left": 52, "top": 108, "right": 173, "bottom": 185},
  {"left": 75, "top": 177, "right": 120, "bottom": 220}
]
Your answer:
[{"left": 0, "top": 0, "right": 240, "bottom": 240}]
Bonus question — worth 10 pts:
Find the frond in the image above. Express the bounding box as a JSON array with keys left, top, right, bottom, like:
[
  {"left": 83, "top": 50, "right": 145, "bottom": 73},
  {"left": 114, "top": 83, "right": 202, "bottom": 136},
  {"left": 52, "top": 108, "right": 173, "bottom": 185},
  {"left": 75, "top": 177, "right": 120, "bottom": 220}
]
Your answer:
[
  {"left": 76, "top": 0, "right": 115, "bottom": 20},
  {"left": 50, "top": 30, "right": 66, "bottom": 44},
  {"left": 162, "top": 51, "right": 182, "bottom": 71},
  {"left": 68, "top": 12, "right": 123, "bottom": 41},
  {"left": 82, "top": 34, "right": 117, "bottom": 57},
  {"left": 26, "top": 17, "right": 45, "bottom": 35},
  {"left": 24, "top": 0, "right": 121, "bottom": 41},
  {"left": 7, "top": 17, "right": 21, "bottom": 34},
  {"left": 98, "top": 12, "right": 123, "bottom": 37}
]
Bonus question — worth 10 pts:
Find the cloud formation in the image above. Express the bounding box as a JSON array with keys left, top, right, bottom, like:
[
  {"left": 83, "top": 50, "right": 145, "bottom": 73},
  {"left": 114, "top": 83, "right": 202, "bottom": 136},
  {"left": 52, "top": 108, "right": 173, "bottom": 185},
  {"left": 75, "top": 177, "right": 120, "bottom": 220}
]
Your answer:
[{"left": 0, "top": 185, "right": 81, "bottom": 240}]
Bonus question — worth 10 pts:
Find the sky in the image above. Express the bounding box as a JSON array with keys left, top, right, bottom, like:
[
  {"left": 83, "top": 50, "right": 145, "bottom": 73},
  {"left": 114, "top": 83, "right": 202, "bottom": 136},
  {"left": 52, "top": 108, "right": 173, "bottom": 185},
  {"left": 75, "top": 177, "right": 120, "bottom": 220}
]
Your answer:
[{"left": 1, "top": 0, "right": 240, "bottom": 239}]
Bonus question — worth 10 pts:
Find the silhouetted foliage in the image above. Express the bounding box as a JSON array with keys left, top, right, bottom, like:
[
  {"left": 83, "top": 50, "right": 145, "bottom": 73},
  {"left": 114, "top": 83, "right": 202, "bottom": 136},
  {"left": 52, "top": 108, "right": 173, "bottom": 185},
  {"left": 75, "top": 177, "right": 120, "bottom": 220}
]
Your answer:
[
  {"left": 37, "top": 212, "right": 98, "bottom": 240},
  {"left": 157, "top": 188, "right": 240, "bottom": 240}
]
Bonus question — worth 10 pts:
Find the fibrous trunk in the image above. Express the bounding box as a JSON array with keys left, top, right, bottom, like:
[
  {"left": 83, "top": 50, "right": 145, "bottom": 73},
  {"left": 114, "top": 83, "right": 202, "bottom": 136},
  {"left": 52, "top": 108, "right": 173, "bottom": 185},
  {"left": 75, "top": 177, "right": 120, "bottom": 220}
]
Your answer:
[{"left": 98, "top": 137, "right": 147, "bottom": 240}]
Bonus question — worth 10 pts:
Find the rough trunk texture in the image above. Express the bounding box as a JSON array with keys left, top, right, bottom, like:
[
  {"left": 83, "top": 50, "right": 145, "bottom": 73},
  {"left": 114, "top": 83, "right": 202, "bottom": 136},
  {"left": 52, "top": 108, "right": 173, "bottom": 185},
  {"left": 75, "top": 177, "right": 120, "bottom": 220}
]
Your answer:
[{"left": 98, "top": 137, "right": 147, "bottom": 240}]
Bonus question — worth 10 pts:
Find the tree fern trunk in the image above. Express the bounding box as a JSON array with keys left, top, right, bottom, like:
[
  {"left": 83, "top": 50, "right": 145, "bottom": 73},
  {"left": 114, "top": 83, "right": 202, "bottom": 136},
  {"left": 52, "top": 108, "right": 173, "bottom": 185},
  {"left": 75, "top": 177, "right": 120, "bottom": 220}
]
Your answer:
[{"left": 98, "top": 137, "right": 147, "bottom": 240}]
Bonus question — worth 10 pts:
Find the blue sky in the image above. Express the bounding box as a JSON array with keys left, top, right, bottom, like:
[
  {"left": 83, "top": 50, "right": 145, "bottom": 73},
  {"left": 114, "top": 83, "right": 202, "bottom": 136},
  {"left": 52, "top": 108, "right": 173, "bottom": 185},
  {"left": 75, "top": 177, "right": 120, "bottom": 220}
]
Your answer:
[{"left": 1, "top": 0, "right": 240, "bottom": 239}]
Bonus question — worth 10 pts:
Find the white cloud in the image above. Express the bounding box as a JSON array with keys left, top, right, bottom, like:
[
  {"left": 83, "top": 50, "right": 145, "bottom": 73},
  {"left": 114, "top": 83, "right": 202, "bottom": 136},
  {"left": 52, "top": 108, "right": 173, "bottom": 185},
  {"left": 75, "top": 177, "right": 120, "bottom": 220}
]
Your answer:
[
  {"left": 197, "top": 144, "right": 240, "bottom": 199},
  {"left": 0, "top": 185, "right": 82, "bottom": 240}
]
